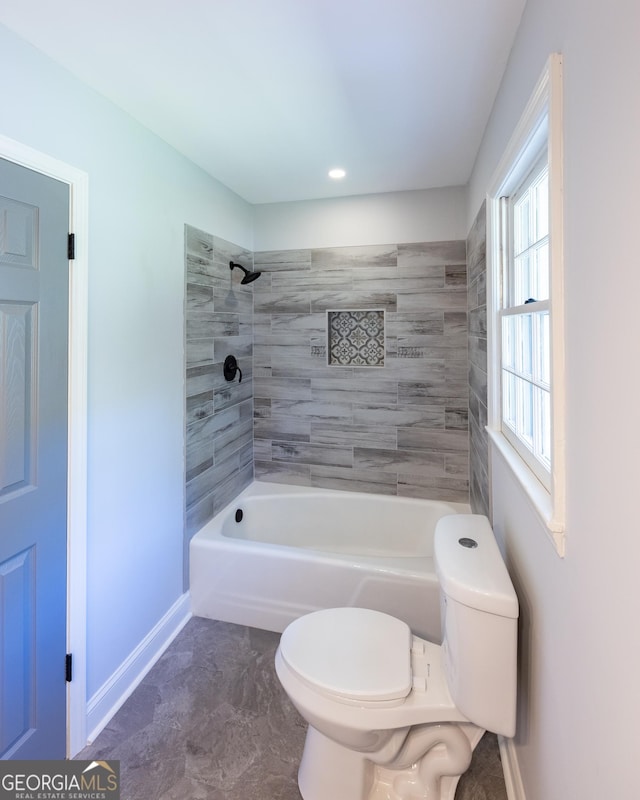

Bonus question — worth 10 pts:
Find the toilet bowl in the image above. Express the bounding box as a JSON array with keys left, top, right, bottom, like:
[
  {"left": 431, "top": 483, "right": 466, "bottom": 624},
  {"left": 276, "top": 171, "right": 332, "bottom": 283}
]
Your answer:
[{"left": 275, "top": 514, "right": 518, "bottom": 800}]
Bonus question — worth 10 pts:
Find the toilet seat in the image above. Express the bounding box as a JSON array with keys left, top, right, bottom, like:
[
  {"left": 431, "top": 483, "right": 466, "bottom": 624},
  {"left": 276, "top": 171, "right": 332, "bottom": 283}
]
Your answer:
[{"left": 279, "top": 607, "right": 412, "bottom": 704}]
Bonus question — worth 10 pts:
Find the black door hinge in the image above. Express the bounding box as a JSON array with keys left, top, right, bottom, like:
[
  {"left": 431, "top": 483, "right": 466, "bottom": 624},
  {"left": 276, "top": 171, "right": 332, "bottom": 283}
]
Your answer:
[
  {"left": 65, "top": 653, "right": 73, "bottom": 682},
  {"left": 68, "top": 233, "right": 75, "bottom": 260}
]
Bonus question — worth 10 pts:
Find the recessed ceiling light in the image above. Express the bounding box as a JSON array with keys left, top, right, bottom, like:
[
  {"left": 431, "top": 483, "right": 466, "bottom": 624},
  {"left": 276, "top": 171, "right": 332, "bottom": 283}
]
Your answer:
[{"left": 328, "top": 168, "right": 346, "bottom": 180}]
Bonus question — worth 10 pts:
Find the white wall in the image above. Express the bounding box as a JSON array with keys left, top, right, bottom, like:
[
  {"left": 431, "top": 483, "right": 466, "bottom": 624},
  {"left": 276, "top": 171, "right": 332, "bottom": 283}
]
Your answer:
[
  {"left": 0, "top": 23, "right": 253, "bottom": 701},
  {"left": 468, "top": 1, "right": 640, "bottom": 798},
  {"left": 253, "top": 185, "right": 467, "bottom": 251}
]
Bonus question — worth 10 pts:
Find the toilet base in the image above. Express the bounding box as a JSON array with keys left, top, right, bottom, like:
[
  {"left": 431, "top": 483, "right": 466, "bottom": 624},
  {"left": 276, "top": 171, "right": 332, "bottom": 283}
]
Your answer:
[
  {"left": 297, "top": 723, "right": 485, "bottom": 800},
  {"left": 299, "top": 726, "right": 375, "bottom": 800}
]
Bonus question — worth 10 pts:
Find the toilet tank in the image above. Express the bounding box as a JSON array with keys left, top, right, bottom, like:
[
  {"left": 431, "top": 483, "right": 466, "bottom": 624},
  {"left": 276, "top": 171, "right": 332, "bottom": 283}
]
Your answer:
[{"left": 434, "top": 515, "right": 519, "bottom": 737}]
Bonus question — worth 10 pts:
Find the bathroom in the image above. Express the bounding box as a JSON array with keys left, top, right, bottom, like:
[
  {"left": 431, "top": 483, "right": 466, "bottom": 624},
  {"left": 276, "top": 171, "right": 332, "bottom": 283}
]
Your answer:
[{"left": 1, "top": 0, "right": 639, "bottom": 798}]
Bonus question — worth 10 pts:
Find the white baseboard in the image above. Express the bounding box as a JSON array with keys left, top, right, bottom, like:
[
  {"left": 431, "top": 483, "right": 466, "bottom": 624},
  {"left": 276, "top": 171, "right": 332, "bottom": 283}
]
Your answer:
[
  {"left": 84, "top": 593, "right": 191, "bottom": 748},
  {"left": 499, "top": 735, "right": 526, "bottom": 800}
]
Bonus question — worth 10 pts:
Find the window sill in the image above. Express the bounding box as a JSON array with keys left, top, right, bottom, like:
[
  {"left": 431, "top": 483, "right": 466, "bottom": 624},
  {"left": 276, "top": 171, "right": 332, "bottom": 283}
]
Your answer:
[{"left": 487, "top": 427, "right": 565, "bottom": 557}]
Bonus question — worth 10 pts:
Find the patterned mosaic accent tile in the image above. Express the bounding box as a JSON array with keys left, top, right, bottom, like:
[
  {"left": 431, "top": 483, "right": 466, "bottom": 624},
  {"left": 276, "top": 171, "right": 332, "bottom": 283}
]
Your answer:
[{"left": 328, "top": 310, "right": 385, "bottom": 367}]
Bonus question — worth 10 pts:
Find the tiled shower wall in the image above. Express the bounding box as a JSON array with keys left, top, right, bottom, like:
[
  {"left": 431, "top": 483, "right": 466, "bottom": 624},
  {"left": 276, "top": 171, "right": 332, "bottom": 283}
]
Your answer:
[
  {"left": 252, "top": 242, "right": 470, "bottom": 501},
  {"left": 467, "top": 203, "right": 489, "bottom": 517},
  {"left": 185, "top": 225, "right": 254, "bottom": 538}
]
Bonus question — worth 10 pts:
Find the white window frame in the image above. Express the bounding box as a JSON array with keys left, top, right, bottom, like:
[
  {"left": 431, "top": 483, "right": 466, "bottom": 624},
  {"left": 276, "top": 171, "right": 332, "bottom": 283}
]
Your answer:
[
  {"left": 501, "top": 155, "right": 551, "bottom": 488},
  {"left": 486, "top": 54, "right": 566, "bottom": 556}
]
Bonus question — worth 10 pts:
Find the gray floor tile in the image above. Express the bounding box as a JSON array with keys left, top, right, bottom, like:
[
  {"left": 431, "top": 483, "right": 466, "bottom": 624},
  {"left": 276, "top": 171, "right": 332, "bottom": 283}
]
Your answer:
[{"left": 78, "top": 618, "right": 507, "bottom": 800}]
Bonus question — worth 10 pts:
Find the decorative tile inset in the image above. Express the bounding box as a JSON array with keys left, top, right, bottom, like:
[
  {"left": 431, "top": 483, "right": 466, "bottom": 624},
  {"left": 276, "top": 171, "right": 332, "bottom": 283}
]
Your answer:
[{"left": 328, "top": 310, "right": 385, "bottom": 367}]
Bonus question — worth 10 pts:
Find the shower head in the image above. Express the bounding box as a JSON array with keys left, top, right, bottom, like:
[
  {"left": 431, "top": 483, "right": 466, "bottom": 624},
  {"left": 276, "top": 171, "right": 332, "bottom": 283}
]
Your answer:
[{"left": 229, "top": 261, "right": 262, "bottom": 285}]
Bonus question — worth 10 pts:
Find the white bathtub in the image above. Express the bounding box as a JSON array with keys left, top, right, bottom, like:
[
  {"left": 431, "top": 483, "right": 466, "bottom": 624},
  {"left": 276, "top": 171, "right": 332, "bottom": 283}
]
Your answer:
[{"left": 189, "top": 481, "right": 469, "bottom": 641}]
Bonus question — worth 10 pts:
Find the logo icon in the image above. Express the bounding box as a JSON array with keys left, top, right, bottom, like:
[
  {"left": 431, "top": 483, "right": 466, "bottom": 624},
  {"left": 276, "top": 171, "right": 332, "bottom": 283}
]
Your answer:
[{"left": 0, "top": 760, "right": 120, "bottom": 799}]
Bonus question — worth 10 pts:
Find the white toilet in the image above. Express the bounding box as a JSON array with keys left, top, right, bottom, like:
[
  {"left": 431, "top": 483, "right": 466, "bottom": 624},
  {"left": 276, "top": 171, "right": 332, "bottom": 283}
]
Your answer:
[{"left": 275, "top": 514, "right": 518, "bottom": 800}]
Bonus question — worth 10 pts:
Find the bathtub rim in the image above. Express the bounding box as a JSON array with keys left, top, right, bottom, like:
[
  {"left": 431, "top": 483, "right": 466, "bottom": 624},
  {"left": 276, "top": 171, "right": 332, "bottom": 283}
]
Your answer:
[
  {"left": 189, "top": 480, "right": 471, "bottom": 638},
  {"left": 196, "top": 479, "right": 471, "bottom": 535},
  {"left": 190, "top": 480, "right": 471, "bottom": 576}
]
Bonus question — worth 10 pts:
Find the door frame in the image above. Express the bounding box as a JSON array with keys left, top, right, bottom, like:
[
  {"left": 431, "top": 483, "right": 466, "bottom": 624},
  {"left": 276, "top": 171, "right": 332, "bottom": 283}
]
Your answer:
[{"left": 0, "top": 134, "right": 88, "bottom": 757}]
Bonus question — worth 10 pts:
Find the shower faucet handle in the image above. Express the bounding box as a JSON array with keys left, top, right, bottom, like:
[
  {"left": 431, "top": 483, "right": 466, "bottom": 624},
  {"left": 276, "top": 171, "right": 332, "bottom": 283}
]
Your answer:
[{"left": 223, "top": 355, "right": 242, "bottom": 383}]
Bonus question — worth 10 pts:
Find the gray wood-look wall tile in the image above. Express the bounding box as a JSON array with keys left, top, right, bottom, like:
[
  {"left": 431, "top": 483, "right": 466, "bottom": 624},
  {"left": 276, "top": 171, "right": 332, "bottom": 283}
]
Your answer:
[
  {"left": 186, "top": 363, "right": 217, "bottom": 396},
  {"left": 270, "top": 312, "right": 326, "bottom": 333},
  {"left": 397, "top": 473, "right": 469, "bottom": 502},
  {"left": 185, "top": 224, "right": 256, "bottom": 535},
  {"left": 397, "top": 287, "right": 468, "bottom": 312},
  {"left": 254, "top": 376, "right": 312, "bottom": 401},
  {"left": 398, "top": 240, "right": 466, "bottom": 267},
  {"left": 366, "top": 273, "right": 445, "bottom": 294},
  {"left": 254, "top": 417, "right": 311, "bottom": 443},
  {"left": 271, "top": 399, "right": 352, "bottom": 421},
  {"left": 213, "top": 463, "right": 253, "bottom": 516},
  {"left": 214, "top": 379, "right": 253, "bottom": 412},
  {"left": 312, "top": 244, "right": 397, "bottom": 270},
  {"left": 272, "top": 441, "right": 353, "bottom": 468},
  {"left": 353, "top": 446, "right": 445, "bottom": 476},
  {"left": 310, "top": 376, "right": 397, "bottom": 405},
  {"left": 186, "top": 391, "right": 214, "bottom": 425},
  {"left": 468, "top": 337, "right": 487, "bottom": 374},
  {"left": 245, "top": 239, "right": 468, "bottom": 501},
  {"left": 445, "top": 408, "right": 469, "bottom": 430},
  {"left": 186, "top": 283, "right": 214, "bottom": 312},
  {"left": 186, "top": 439, "right": 213, "bottom": 484},
  {"left": 214, "top": 419, "right": 253, "bottom": 464},
  {"left": 466, "top": 202, "right": 487, "bottom": 284},
  {"left": 253, "top": 438, "right": 273, "bottom": 462},
  {"left": 254, "top": 460, "right": 312, "bottom": 486},
  {"left": 186, "top": 230, "right": 471, "bottom": 519},
  {"left": 311, "top": 291, "right": 397, "bottom": 312},
  {"left": 186, "top": 414, "right": 218, "bottom": 451},
  {"left": 214, "top": 286, "right": 254, "bottom": 315},
  {"left": 397, "top": 428, "right": 469, "bottom": 453},
  {"left": 186, "top": 254, "right": 217, "bottom": 283},
  {"left": 310, "top": 422, "right": 397, "bottom": 448},
  {"left": 445, "top": 264, "right": 467, "bottom": 286},
  {"left": 213, "top": 235, "right": 252, "bottom": 269},
  {"left": 252, "top": 272, "right": 272, "bottom": 292},
  {"left": 254, "top": 292, "right": 311, "bottom": 314},
  {"left": 387, "top": 312, "right": 444, "bottom": 337},
  {"left": 186, "top": 225, "right": 214, "bottom": 261},
  {"left": 272, "top": 269, "right": 353, "bottom": 291},
  {"left": 444, "top": 311, "right": 468, "bottom": 338},
  {"left": 186, "top": 464, "right": 216, "bottom": 509},
  {"left": 213, "top": 335, "right": 253, "bottom": 363},
  {"left": 186, "top": 312, "right": 240, "bottom": 340},
  {"left": 253, "top": 397, "right": 271, "bottom": 418},
  {"left": 466, "top": 203, "right": 489, "bottom": 517},
  {"left": 186, "top": 494, "right": 214, "bottom": 540},
  {"left": 310, "top": 465, "right": 398, "bottom": 495},
  {"left": 187, "top": 340, "right": 215, "bottom": 369},
  {"left": 254, "top": 249, "right": 312, "bottom": 272},
  {"left": 469, "top": 306, "right": 487, "bottom": 337},
  {"left": 445, "top": 452, "right": 469, "bottom": 476},
  {"left": 352, "top": 403, "right": 444, "bottom": 429}
]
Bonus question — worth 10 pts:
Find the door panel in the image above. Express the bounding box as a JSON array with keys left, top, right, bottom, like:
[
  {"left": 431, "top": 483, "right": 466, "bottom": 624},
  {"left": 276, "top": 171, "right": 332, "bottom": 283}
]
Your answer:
[
  {"left": 0, "top": 546, "right": 35, "bottom": 754},
  {"left": 0, "top": 158, "right": 69, "bottom": 759},
  {"left": 1, "top": 302, "right": 37, "bottom": 497}
]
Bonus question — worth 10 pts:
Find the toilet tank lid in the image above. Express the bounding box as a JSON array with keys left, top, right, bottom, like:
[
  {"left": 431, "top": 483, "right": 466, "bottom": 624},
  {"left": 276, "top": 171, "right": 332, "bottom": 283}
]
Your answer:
[
  {"left": 279, "top": 608, "right": 412, "bottom": 703},
  {"left": 435, "top": 515, "right": 519, "bottom": 619}
]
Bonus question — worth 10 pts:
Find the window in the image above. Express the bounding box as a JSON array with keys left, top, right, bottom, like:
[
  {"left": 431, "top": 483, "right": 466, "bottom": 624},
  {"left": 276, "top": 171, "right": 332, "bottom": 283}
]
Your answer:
[
  {"left": 500, "top": 156, "right": 551, "bottom": 488},
  {"left": 487, "top": 54, "right": 565, "bottom": 554}
]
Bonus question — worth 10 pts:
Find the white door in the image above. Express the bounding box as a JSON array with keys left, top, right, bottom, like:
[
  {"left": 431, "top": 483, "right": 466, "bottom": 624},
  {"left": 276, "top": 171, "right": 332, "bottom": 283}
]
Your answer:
[{"left": 0, "top": 157, "right": 69, "bottom": 758}]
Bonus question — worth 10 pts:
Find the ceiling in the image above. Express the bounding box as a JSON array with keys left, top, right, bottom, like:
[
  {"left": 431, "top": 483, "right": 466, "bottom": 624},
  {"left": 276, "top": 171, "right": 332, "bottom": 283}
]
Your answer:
[{"left": 0, "top": 0, "right": 526, "bottom": 204}]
